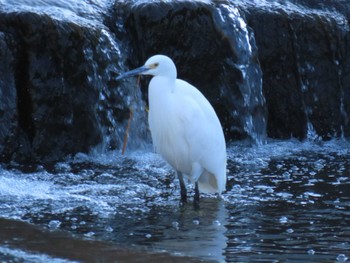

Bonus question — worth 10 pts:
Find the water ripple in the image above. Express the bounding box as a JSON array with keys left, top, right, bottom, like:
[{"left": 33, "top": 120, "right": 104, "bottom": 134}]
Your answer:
[{"left": 0, "top": 139, "right": 349, "bottom": 261}]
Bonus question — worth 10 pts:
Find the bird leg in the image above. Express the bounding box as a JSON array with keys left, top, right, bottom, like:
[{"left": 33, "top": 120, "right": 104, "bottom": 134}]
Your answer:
[
  {"left": 177, "top": 171, "right": 187, "bottom": 204},
  {"left": 193, "top": 182, "right": 200, "bottom": 209}
]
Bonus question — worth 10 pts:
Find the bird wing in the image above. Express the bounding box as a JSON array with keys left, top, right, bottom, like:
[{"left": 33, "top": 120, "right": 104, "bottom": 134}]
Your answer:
[{"left": 174, "top": 79, "right": 226, "bottom": 193}]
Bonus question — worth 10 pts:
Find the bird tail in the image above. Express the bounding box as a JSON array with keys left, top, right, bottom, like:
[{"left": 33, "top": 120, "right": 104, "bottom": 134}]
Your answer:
[{"left": 197, "top": 171, "right": 225, "bottom": 194}]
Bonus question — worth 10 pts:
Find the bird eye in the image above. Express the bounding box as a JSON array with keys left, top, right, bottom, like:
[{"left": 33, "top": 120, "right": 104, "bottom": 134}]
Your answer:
[{"left": 147, "top": 62, "right": 159, "bottom": 69}]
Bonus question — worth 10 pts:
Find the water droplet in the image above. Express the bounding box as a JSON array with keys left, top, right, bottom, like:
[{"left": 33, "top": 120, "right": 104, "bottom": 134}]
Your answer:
[
  {"left": 279, "top": 216, "right": 288, "bottom": 224},
  {"left": 307, "top": 249, "right": 315, "bottom": 255},
  {"left": 172, "top": 221, "right": 179, "bottom": 230},
  {"left": 54, "top": 162, "right": 71, "bottom": 173},
  {"left": 266, "top": 188, "right": 274, "bottom": 194},
  {"left": 276, "top": 164, "right": 283, "bottom": 169},
  {"left": 286, "top": 228, "right": 294, "bottom": 233},
  {"left": 105, "top": 226, "right": 114, "bottom": 232},
  {"left": 84, "top": 231, "right": 95, "bottom": 237},
  {"left": 213, "top": 220, "right": 221, "bottom": 226},
  {"left": 282, "top": 172, "right": 291, "bottom": 179},
  {"left": 145, "top": 233, "right": 152, "bottom": 239},
  {"left": 336, "top": 254, "right": 348, "bottom": 262},
  {"left": 232, "top": 184, "right": 242, "bottom": 192},
  {"left": 48, "top": 220, "right": 61, "bottom": 230},
  {"left": 291, "top": 166, "right": 299, "bottom": 171},
  {"left": 193, "top": 219, "right": 200, "bottom": 225},
  {"left": 304, "top": 192, "right": 322, "bottom": 198}
]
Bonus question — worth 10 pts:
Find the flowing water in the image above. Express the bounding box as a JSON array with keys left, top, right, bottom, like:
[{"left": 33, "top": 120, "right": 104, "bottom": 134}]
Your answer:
[{"left": 0, "top": 139, "right": 349, "bottom": 262}]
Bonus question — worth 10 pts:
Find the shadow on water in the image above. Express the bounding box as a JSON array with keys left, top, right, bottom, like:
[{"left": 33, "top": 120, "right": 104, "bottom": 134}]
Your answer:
[{"left": 0, "top": 140, "right": 350, "bottom": 262}]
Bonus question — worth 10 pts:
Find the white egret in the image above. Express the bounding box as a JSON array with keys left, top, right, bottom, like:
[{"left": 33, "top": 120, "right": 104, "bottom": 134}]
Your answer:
[{"left": 116, "top": 55, "right": 226, "bottom": 205}]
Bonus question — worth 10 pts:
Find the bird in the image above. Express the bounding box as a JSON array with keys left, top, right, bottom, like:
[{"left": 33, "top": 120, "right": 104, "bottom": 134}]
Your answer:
[{"left": 116, "top": 55, "right": 226, "bottom": 206}]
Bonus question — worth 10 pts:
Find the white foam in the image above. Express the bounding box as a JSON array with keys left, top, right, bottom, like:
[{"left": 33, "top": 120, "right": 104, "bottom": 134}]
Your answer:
[{"left": 0, "top": 246, "right": 77, "bottom": 263}]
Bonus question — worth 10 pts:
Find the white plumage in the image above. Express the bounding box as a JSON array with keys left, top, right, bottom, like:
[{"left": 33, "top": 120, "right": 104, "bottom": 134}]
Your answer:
[{"left": 117, "top": 55, "right": 226, "bottom": 204}]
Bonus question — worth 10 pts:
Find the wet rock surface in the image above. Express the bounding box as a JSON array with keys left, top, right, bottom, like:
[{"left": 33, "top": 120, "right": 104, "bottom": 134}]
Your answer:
[
  {"left": 0, "top": 0, "right": 349, "bottom": 162},
  {"left": 0, "top": 3, "right": 139, "bottom": 162},
  {"left": 0, "top": 32, "right": 17, "bottom": 159},
  {"left": 235, "top": 0, "right": 350, "bottom": 139},
  {"left": 0, "top": 12, "right": 104, "bottom": 162}
]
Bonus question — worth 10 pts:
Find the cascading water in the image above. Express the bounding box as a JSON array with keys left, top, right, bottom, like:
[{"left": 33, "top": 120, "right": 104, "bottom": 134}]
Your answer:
[
  {"left": 286, "top": 10, "right": 349, "bottom": 140},
  {"left": 214, "top": 3, "right": 266, "bottom": 145},
  {"left": 236, "top": 0, "right": 350, "bottom": 140},
  {"left": 88, "top": 29, "right": 150, "bottom": 153}
]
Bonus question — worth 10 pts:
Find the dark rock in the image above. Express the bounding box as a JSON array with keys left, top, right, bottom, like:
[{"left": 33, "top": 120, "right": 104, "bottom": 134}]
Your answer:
[
  {"left": 0, "top": 12, "right": 119, "bottom": 162},
  {"left": 237, "top": 0, "right": 350, "bottom": 140},
  {"left": 246, "top": 10, "right": 308, "bottom": 140},
  {"left": 0, "top": 32, "right": 18, "bottom": 161}
]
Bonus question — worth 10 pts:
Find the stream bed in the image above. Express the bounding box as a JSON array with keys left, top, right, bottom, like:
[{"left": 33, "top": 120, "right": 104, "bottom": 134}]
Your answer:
[{"left": 0, "top": 139, "right": 349, "bottom": 262}]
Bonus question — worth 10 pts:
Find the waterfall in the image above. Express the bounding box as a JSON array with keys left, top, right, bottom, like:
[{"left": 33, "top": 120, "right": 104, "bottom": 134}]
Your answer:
[
  {"left": 214, "top": 3, "right": 267, "bottom": 145},
  {"left": 238, "top": 0, "right": 350, "bottom": 141}
]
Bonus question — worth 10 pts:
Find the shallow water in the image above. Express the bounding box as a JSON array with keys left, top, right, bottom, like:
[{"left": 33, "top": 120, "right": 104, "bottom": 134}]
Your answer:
[{"left": 0, "top": 139, "right": 349, "bottom": 262}]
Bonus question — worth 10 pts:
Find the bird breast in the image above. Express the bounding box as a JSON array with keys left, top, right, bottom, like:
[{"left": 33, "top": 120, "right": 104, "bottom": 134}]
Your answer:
[{"left": 148, "top": 77, "right": 192, "bottom": 174}]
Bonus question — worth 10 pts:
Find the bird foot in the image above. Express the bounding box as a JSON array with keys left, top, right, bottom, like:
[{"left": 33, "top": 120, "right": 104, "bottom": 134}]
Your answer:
[{"left": 179, "top": 195, "right": 187, "bottom": 206}]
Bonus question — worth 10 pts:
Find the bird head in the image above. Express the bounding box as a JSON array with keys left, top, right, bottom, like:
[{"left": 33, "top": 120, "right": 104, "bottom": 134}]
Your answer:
[{"left": 116, "top": 54, "right": 177, "bottom": 80}]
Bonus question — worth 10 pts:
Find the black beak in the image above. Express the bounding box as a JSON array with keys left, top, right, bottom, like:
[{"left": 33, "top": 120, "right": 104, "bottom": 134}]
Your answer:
[{"left": 116, "top": 65, "right": 149, "bottom": 80}]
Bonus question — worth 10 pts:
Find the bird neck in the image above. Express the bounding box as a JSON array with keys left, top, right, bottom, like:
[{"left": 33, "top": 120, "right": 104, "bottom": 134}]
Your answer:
[{"left": 150, "top": 76, "right": 176, "bottom": 93}]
